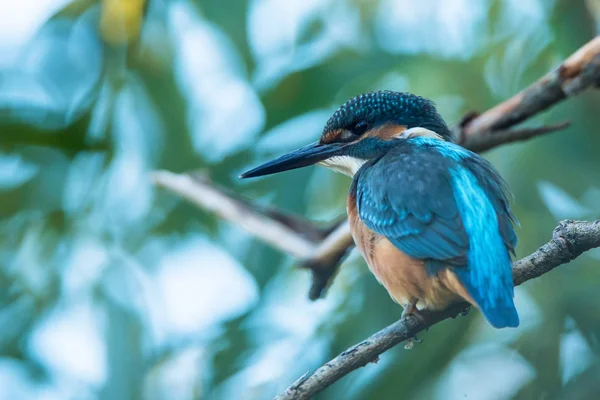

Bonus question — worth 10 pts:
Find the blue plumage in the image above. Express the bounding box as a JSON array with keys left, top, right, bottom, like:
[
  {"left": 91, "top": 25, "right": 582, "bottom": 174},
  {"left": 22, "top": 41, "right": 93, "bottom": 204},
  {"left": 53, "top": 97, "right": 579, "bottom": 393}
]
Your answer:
[
  {"left": 352, "top": 137, "right": 519, "bottom": 328},
  {"left": 240, "top": 90, "right": 520, "bottom": 330},
  {"left": 324, "top": 91, "right": 454, "bottom": 140},
  {"left": 450, "top": 165, "right": 519, "bottom": 328}
]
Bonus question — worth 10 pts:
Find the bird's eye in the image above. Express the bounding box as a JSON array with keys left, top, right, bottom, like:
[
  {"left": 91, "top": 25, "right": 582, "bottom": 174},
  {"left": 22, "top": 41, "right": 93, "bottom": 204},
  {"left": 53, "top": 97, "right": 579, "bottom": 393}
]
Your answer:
[{"left": 351, "top": 120, "right": 369, "bottom": 136}]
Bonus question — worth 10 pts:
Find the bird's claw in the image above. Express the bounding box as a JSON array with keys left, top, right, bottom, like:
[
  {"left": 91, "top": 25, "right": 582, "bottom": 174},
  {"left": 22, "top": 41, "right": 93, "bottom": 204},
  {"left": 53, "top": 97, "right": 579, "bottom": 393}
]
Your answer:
[
  {"left": 401, "top": 302, "right": 419, "bottom": 320},
  {"left": 402, "top": 302, "right": 424, "bottom": 349},
  {"left": 404, "top": 334, "right": 423, "bottom": 350},
  {"left": 451, "top": 306, "right": 471, "bottom": 319}
]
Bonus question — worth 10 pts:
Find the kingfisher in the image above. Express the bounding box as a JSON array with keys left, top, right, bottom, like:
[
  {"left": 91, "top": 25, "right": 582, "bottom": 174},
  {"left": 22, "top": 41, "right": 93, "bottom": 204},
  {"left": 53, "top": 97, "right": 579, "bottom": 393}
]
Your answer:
[{"left": 240, "top": 91, "right": 519, "bottom": 329}]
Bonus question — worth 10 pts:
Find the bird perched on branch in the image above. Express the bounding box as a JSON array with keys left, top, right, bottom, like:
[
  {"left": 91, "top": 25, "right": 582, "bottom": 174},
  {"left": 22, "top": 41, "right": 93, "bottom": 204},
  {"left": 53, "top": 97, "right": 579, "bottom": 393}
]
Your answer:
[{"left": 241, "top": 91, "right": 520, "bottom": 329}]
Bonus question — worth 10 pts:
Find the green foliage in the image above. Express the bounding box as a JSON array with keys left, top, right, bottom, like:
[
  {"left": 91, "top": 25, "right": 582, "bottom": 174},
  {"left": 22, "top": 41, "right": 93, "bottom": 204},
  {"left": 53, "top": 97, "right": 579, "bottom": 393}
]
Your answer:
[{"left": 0, "top": 0, "right": 599, "bottom": 399}]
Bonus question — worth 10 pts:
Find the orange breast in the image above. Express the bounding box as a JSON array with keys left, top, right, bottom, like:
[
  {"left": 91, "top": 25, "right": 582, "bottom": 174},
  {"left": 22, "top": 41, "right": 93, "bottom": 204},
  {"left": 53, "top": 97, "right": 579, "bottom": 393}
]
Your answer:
[{"left": 347, "top": 193, "right": 474, "bottom": 311}]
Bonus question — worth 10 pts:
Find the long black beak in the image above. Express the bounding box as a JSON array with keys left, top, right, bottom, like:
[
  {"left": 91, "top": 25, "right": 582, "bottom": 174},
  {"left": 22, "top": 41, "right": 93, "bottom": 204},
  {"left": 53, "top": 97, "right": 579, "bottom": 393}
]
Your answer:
[{"left": 240, "top": 141, "right": 343, "bottom": 179}]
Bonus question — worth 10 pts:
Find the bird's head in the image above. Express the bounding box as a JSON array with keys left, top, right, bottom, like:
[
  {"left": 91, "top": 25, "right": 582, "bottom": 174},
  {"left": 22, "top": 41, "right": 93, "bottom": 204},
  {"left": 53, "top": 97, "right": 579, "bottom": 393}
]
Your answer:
[{"left": 240, "top": 91, "right": 452, "bottom": 179}]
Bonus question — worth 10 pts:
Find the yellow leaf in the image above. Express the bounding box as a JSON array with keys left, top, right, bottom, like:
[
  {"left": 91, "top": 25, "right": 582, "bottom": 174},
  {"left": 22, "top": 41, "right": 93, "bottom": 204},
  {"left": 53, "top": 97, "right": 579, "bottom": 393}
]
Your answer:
[{"left": 99, "top": 0, "right": 146, "bottom": 46}]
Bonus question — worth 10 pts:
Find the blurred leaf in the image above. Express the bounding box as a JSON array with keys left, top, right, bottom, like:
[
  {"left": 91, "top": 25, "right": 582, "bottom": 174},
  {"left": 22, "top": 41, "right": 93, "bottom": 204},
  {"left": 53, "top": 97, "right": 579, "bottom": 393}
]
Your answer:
[
  {"left": 143, "top": 347, "right": 206, "bottom": 400},
  {"left": 0, "top": 296, "right": 37, "bottom": 351},
  {"left": 0, "top": 153, "right": 38, "bottom": 190},
  {"left": 151, "top": 235, "right": 259, "bottom": 338},
  {"left": 27, "top": 300, "right": 107, "bottom": 389},
  {"left": 61, "top": 152, "right": 107, "bottom": 216},
  {"left": 248, "top": 0, "right": 363, "bottom": 90},
  {"left": 484, "top": 29, "right": 552, "bottom": 98},
  {"left": 255, "top": 109, "right": 329, "bottom": 154},
  {"left": 567, "top": 292, "right": 600, "bottom": 358},
  {"left": 169, "top": 2, "right": 265, "bottom": 163},
  {"left": 375, "top": 0, "right": 488, "bottom": 59},
  {"left": 0, "top": 0, "right": 72, "bottom": 64},
  {"left": 425, "top": 344, "right": 535, "bottom": 400},
  {"left": 514, "top": 320, "right": 563, "bottom": 399},
  {"left": 100, "top": 251, "right": 153, "bottom": 319},
  {"left": 557, "top": 364, "right": 600, "bottom": 400},
  {"left": 60, "top": 236, "right": 109, "bottom": 299},
  {"left": 558, "top": 324, "right": 596, "bottom": 385},
  {"left": 0, "top": 358, "right": 66, "bottom": 399},
  {"left": 1, "top": 0, "right": 600, "bottom": 398},
  {"left": 0, "top": 14, "right": 103, "bottom": 129},
  {"left": 537, "top": 181, "right": 592, "bottom": 220},
  {"left": 581, "top": 186, "right": 600, "bottom": 212},
  {"left": 99, "top": 0, "right": 147, "bottom": 46}
]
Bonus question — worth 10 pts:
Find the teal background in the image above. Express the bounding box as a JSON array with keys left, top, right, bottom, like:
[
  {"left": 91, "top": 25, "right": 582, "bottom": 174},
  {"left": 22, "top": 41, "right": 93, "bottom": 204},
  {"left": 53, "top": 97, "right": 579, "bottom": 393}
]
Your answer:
[{"left": 0, "top": 0, "right": 599, "bottom": 399}]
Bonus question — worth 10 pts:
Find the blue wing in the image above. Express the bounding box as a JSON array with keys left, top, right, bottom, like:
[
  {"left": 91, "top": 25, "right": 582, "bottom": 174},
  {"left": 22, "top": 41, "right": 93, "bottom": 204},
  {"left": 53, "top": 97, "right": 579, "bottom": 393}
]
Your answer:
[
  {"left": 354, "top": 147, "right": 470, "bottom": 267},
  {"left": 464, "top": 154, "right": 518, "bottom": 253},
  {"left": 352, "top": 138, "right": 519, "bottom": 328}
]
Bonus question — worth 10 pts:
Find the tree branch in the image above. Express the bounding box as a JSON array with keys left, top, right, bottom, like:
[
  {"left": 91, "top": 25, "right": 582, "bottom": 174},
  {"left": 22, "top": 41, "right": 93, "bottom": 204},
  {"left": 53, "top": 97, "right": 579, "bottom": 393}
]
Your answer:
[
  {"left": 458, "top": 36, "right": 600, "bottom": 143},
  {"left": 462, "top": 121, "right": 570, "bottom": 153},
  {"left": 152, "top": 170, "right": 353, "bottom": 298},
  {"left": 303, "top": 220, "right": 354, "bottom": 300},
  {"left": 274, "top": 220, "right": 600, "bottom": 400},
  {"left": 151, "top": 170, "right": 319, "bottom": 258}
]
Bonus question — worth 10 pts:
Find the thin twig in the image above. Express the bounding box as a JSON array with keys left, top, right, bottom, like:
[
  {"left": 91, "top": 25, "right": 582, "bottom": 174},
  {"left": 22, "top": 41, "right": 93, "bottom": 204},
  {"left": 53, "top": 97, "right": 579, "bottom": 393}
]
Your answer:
[
  {"left": 151, "top": 170, "right": 316, "bottom": 258},
  {"left": 275, "top": 220, "right": 600, "bottom": 400},
  {"left": 303, "top": 220, "right": 355, "bottom": 300},
  {"left": 463, "top": 121, "right": 571, "bottom": 152},
  {"left": 459, "top": 36, "right": 600, "bottom": 141},
  {"left": 152, "top": 171, "right": 351, "bottom": 282}
]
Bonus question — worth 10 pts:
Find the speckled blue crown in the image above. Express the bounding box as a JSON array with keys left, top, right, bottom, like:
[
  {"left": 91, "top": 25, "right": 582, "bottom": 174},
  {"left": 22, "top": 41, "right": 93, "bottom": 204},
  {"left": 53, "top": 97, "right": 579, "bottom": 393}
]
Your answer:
[{"left": 324, "top": 91, "right": 453, "bottom": 140}]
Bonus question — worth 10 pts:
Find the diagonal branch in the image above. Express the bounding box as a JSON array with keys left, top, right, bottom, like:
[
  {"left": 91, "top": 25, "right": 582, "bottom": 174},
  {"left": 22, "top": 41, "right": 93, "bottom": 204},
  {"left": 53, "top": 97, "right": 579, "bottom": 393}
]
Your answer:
[
  {"left": 462, "top": 121, "right": 570, "bottom": 153},
  {"left": 303, "top": 220, "right": 354, "bottom": 300},
  {"left": 151, "top": 170, "right": 319, "bottom": 258},
  {"left": 152, "top": 171, "right": 351, "bottom": 296},
  {"left": 275, "top": 220, "right": 600, "bottom": 400},
  {"left": 458, "top": 36, "right": 600, "bottom": 143}
]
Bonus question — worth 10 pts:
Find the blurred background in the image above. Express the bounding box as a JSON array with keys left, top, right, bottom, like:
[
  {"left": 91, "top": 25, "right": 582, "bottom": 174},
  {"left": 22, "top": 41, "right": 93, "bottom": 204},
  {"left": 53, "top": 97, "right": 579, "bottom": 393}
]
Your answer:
[{"left": 1, "top": 0, "right": 600, "bottom": 399}]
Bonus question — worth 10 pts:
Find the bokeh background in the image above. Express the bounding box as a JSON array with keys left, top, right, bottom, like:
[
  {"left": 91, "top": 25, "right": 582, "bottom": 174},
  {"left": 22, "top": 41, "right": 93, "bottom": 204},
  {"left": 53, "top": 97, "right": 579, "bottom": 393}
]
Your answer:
[{"left": 1, "top": 0, "right": 600, "bottom": 399}]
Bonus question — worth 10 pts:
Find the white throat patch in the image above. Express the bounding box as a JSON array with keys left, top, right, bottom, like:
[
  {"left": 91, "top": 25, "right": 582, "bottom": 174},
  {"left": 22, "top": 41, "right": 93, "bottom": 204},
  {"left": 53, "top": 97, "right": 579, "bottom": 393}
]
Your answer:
[
  {"left": 318, "top": 156, "right": 367, "bottom": 177},
  {"left": 317, "top": 127, "right": 443, "bottom": 177}
]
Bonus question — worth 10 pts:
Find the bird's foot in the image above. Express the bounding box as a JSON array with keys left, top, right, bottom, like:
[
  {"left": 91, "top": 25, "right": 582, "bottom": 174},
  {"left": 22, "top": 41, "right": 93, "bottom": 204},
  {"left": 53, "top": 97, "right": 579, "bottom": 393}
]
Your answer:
[
  {"left": 451, "top": 305, "right": 471, "bottom": 319},
  {"left": 404, "top": 334, "right": 423, "bottom": 350},
  {"left": 401, "top": 302, "right": 419, "bottom": 320},
  {"left": 401, "top": 301, "right": 424, "bottom": 349}
]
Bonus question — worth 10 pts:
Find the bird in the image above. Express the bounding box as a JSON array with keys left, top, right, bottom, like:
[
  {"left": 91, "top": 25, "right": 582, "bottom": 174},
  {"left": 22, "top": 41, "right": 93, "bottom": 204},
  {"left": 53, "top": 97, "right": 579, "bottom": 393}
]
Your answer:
[{"left": 240, "top": 90, "right": 520, "bottom": 329}]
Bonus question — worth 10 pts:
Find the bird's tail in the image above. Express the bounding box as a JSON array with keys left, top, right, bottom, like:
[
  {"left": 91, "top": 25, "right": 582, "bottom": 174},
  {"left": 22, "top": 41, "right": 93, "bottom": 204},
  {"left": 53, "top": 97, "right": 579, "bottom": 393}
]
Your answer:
[
  {"left": 478, "top": 295, "right": 519, "bottom": 329},
  {"left": 455, "top": 268, "right": 520, "bottom": 328},
  {"left": 449, "top": 163, "right": 520, "bottom": 328}
]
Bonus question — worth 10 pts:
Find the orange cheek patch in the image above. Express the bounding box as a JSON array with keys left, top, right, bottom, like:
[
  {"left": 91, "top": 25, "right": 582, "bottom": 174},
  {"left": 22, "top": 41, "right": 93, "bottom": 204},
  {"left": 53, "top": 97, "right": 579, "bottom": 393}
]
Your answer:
[
  {"left": 320, "top": 129, "right": 343, "bottom": 144},
  {"left": 365, "top": 123, "right": 407, "bottom": 140}
]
